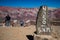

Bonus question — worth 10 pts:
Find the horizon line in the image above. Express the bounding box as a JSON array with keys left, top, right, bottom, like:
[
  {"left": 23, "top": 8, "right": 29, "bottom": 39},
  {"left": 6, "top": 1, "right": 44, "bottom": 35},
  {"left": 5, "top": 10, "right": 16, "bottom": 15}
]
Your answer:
[{"left": 0, "top": 6, "right": 58, "bottom": 9}]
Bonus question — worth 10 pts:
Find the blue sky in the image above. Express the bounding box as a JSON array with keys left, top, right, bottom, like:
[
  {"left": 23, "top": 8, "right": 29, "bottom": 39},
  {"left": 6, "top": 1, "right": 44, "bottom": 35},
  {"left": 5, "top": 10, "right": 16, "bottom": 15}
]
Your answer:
[{"left": 0, "top": 0, "right": 60, "bottom": 8}]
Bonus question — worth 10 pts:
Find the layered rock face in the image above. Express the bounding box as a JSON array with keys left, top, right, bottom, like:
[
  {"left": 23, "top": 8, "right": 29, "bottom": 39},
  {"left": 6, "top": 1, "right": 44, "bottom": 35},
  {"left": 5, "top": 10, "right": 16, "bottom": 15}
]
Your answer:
[{"left": 0, "top": 6, "right": 60, "bottom": 25}]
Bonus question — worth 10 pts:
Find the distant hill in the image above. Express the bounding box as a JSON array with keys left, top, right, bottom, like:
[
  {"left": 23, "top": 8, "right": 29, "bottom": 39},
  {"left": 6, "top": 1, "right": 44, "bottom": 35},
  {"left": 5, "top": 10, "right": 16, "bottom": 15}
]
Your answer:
[{"left": 0, "top": 6, "right": 60, "bottom": 22}]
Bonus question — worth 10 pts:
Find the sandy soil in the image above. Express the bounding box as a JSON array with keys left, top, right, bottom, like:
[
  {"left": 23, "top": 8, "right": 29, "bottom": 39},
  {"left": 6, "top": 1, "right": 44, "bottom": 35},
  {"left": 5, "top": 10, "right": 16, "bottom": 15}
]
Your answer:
[
  {"left": 0, "top": 25, "right": 36, "bottom": 40},
  {"left": 0, "top": 25, "right": 60, "bottom": 40}
]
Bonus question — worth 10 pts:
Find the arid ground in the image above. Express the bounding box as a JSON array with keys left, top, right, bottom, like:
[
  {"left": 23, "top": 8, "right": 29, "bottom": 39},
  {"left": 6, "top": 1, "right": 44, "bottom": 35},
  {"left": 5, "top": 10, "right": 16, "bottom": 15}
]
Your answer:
[
  {"left": 0, "top": 25, "right": 60, "bottom": 40},
  {"left": 0, "top": 25, "right": 36, "bottom": 40}
]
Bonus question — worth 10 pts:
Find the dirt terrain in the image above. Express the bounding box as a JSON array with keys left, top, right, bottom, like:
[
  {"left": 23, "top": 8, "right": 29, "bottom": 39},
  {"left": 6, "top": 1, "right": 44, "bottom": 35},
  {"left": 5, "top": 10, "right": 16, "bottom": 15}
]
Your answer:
[
  {"left": 0, "top": 25, "right": 36, "bottom": 40},
  {"left": 51, "top": 25, "right": 60, "bottom": 40},
  {"left": 0, "top": 25, "right": 60, "bottom": 40}
]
